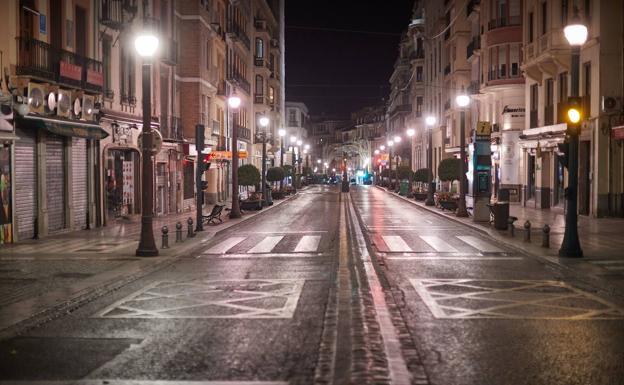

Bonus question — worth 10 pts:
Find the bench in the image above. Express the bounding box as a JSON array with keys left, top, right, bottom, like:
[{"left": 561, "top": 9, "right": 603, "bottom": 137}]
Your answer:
[{"left": 203, "top": 204, "right": 225, "bottom": 225}]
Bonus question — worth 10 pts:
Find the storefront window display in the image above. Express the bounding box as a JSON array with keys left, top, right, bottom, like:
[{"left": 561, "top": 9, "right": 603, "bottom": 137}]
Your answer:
[{"left": 0, "top": 144, "right": 12, "bottom": 244}]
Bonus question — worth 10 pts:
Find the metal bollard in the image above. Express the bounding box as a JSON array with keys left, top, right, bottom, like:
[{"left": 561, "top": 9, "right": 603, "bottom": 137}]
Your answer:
[
  {"left": 176, "top": 221, "right": 183, "bottom": 242},
  {"left": 508, "top": 218, "right": 515, "bottom": 237},
  {"left": 524, "top": 220, "right": 531, "bottom": 242},
  {"left": 187, "top": 217, "right": 195, "bottom": 238},
  {"left": 542, "top": 224, "right": 550, "bottom": 248},
  {"left": 161, "top": 226, "right": 169, "bottom": 249}
]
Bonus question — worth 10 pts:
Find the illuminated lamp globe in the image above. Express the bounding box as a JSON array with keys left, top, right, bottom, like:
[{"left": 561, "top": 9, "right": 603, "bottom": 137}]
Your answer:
[
  {"left": 290, "top": 135, "right": 297, "bottom": 143},
  {"left": 374, "top": 149, "right": 380, "bottom": 155},
  {"left": 568, "top": 108, "right": 582, "bottom": 124},
  {"left": 456, "top": 93, "right": 470, "bottom": 108},
  {"left": 278, "top": 128, "right": 286, "bottom": 137},
  {"left": 380, "top": 145, "right": 386, "bottom": 151},
  {"left": 394, "top": 135, "right": 402, "bottom": 143},
  {"left": 425, "top": 116, "right": 437, "bottom": 127},
  {"left": 406, "top": 128, "right": 415, "bottom": 137},
  {"left": 259, "top": 116, "right": 270, "bottom": 127},
  {"left": 134, "top": 32, "right": 159, "bottom": 57},
  {"left": 228, "top": 95, "right": 241, "bottom": 109},
  {"left": 297, "top": 139, "right": 302, "bottom": 146},
  {"left": 564, "top": 23, "right": 588, "bottom": 46}
]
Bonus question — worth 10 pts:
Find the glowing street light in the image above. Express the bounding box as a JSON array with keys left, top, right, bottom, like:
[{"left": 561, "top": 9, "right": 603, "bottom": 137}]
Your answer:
[
  {"left": 374, "top": 149, "right": 380, "bottom": 155},
  {"left": 455, "top": 88, "right": 470, "bottom": 217},
  {"left": 406, "top": 128, "right": 415, "bottom": 137},
  {"left": 394, "top": 135, "right": 402, "bottom": 143}
]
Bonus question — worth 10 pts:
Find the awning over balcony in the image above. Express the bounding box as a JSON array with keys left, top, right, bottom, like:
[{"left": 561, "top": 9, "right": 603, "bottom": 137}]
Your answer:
[{"left": 16, "top": 115, "right": 109, "bottom": 140}]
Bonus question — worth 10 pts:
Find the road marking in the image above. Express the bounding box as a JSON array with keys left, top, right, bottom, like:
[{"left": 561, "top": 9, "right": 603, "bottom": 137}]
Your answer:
[
  {"left": 386, "top": 256, "right": 522, "bottom": 260},
  {"left": 411, "top": 278, "right": 624, "bottom": 319},
  {"left": 294, "top": 235, "right": 322, "bottom": 252},
  {"left": 247, "top": 236, "right": 284, "bottom": 253},
  {"left": 420, "top": 236, "right": 458, "bottom": 252},
  {"left": 204, "top": 237, "right": 246, "bottom": 254},
  {"left": 219, "top": 252, "right": 323, "bottom": 258},
  {"left": 456, "top": 235, "right": 503, "bottom": 253},
  {"left": 348, "top": 196, "right": 412, "bottom": 385},
  {"left": 382, "top": 235, "right": 412, "bottom": 252},
  {"left": 0, "top": 381, "right": 288, "bottom": 385},
  {"left": 239, "top": 230, "right": 327, "bottom": 234}
]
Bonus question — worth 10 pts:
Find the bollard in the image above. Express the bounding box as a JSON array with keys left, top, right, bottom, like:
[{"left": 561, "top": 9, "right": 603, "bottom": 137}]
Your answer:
[
  {"left": 161, "top": 226, "right": 169, "bottom": 249},
  {"left": 176, "top": 221, "right": 183, "bottom": 242},
  {"left": 187, "top": 217, "right": 195, "bottom": 238},
  {"left": 524, "top": 220, "right": 531, "bottom": 242},
  {"left": 542, "top": 224, "right": 550, "bottom": 248},
  {"left": 508, "top": 217, "right": 515, "bottom": 237}
]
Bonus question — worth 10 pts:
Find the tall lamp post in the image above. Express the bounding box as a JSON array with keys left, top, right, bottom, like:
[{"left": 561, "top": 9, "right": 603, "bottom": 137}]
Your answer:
[
  {"left": 135, "top": 24, "right": 159, "bottom": 257},
  {"left": 228, "top": 93, "right": 242, "bottom": 218},
  {"left": 455, "top": 89, "right": 470, "bottom": 217},
  {"left": 257, "top": 116, "right": 270, "bottom": 206},
  {"left": 393, "top": 135, "right": 402, "bottom": 188},
  {"left": 278, "top": 128, "right": 286, "bottom": 190},
  {"left": 290, "top": 135, "right": 297, "bottom": 191},
  {"left": 387, "top": 139, "right": 394, "bottom": 186},
  {"left": 296, "top": 139, "right": 303, "bottom": 175},
  {"left": 425, "top": 116, "right": 437, "bottom": 206},
  {"left": 559, "top": 12, "right": 587, "bottom": 258}
]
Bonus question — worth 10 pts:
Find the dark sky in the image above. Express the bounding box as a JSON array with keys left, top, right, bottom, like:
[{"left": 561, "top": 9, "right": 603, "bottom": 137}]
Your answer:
[{"left": 285, "top": 0, "right": 414, "bottom": 118}]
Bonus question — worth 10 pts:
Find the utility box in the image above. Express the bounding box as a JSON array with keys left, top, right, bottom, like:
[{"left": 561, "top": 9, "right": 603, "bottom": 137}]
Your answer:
[{"left": 400, "top": 180, "right": 409, "bottom": 196}]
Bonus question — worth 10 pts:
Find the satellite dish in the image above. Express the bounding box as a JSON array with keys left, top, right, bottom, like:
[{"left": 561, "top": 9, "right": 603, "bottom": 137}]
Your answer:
[
  {"left": 47, "top": 92, "right": 57, "bottom": 111},
  {"left": 73, "top": 97, "right": 82, "bottom": 117}
]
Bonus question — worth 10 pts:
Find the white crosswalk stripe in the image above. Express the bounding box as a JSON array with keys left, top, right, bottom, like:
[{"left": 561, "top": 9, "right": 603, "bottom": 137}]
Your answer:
[
  {"left": 294, "top": 235, "right": 322, "bottom": 252},
  {"left": 456, "top": 236, "right": 503, "bottom": 253},
  {"left": 205, "top": 237, "right": 246, "bottom": 254},
  {"left": 382, "top": 235, "right": 413, "bottom": 252},
  {"left": 420, "top": 236, "right": 458, "bottom": 252},
  {"left": 248, "top": 236, "right": 284, "bottom": 253}
]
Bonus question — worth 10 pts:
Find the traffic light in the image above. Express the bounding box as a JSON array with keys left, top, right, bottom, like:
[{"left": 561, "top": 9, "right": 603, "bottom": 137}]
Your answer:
[
  {"left": 199, "top": 153, "right": 213, "bottom": 173},
  {"left": 557, "top": 142, "right": 569, "bottom": 169},
  {"left": 566, "top": 97, "right": 583, "bottom": 135}
]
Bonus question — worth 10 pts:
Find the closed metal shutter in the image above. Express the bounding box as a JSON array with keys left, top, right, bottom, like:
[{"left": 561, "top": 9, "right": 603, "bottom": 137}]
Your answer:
[
  {"left": 46, "top": 135, "right": 65, "bottom": 232},
  {"left": 72, "top": 138, "right": 88, "bottom": 229},
  {"left": 14, "top": 128, "right": 37, "bottom": 240}
]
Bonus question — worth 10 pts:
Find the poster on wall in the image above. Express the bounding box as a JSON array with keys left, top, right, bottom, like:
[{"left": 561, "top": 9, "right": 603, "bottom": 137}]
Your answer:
[
  {"left": 0, "top": 145, "right": 12, "bottom": 244},
  {"left": 501, "top": 131, "right": 521, "bottom": 185},
  {"left": 122, "top": 161, "right": 134, "bottom": 206}
]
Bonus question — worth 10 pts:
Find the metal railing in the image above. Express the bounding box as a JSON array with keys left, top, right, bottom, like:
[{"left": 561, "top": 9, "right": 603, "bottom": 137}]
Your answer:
[
  {"left": 16, "top": 36, "right": 104, "bottom": 92},
  {"left": 161, "top": 116, "right": 183, "bottom": 141},
  {"left": 227, "top": 22, "right": 251, "bottom": 50},
  {"left": 228, "top": 72, "right": 251, "bottom": 94},
  {"left": 236, "top": 124, "right": 251, "bottom": 141},
  {"left": 488, "top": 16, "right": 522, "bottom": 30}
]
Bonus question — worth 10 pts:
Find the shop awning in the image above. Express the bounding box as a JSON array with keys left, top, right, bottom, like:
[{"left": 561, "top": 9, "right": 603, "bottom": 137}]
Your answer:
[{"left": 16, "top": 115, "right": 109, "bottom": 140}]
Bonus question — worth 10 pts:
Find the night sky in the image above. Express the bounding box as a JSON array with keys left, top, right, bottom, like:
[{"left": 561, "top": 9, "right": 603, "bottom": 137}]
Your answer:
[{"left": 285, "top": 1, "right": 414, "bottom": 118}]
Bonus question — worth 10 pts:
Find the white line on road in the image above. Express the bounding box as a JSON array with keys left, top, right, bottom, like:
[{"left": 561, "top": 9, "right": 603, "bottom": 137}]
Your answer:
[
  {"left": 456, "top": 235, "right": 504, "bottom": 253},
  {"left": 204, "top": 237, "right": 246, "bottom": 254},
  {"left": 0, "top": 381, "right": 288, "bottom": 385},
  {"left": 386, "top": 256, "right": 523, "bottom": 260},
  {"left": 382, "top": 235, "right": 413, "bottom": 252},
  {"left": 294, "top": 235, "right": 322, "bottom": 252},
  {"left": 420, "top": 236, "right": 458, "bottom": 252},
  {"left": 247, "top": 236, "right": 284, "bottom": 253}
]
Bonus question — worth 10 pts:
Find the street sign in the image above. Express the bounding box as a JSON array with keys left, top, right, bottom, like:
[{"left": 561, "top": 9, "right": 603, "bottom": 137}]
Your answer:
[
  {"left": 210, "top": 150, "right": 248, "bottom": 160},
  {"left": 137, "top": 129, "right": 163, "bottom": 154},
  {"left": 476, "top": 121, "right": 492, "bottom": 136}
]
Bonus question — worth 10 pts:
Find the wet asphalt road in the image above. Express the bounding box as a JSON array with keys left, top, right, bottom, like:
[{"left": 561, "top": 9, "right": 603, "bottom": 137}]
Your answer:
[{"left": 1, "top": 184, "right": 624, "bottom": 385}]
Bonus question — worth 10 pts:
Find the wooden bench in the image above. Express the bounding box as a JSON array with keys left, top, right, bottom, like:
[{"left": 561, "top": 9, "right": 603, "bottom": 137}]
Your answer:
[{"left": 203, "top": 204, "right": 225, "bottom": 225}]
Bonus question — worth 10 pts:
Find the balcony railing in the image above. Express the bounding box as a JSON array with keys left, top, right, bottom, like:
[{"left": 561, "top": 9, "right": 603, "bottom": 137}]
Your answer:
[
  {"left": 530, "top": 110, "right": 538, "bottom": 128},
  {"left": 466, "top": 37, "right": 480, "bottom": 59},
  {"left": 254, "top": 94, "right": 271, "bottom": 105},
  {"left": 228, "top": 72, "right": 251, "bottom": 94},
  {"left": 488, "top": 16, "right": 521, "bottom": 30},
  {"left": 100, "top": 0, "right": 136, "bottom": 30},
  {"left": 161, "top": 116, "right": 183, "bottom": 141},
  {"left": 236, "top": 124, "right": 251, "bottom": 141},
  {"left": 16, "top": 36, "right": 104, "bottom": 92},
  {"left": 544, "top": 105, "right": 554, "bottom": 126},
  {"left": 226, "top": 22, "right": 251, "bottom": 50}
]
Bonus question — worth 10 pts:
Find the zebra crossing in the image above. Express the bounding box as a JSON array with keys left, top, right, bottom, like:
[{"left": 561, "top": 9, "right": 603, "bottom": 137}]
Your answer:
[
  {"left": 0, "top": 238, "right": 128, "bottom": 255},
  {"left": 373, "top": 233, "right": 513, "bottom": 257},
  {"left": 203, "top": 234, "right": 326, "bottom": 256}
]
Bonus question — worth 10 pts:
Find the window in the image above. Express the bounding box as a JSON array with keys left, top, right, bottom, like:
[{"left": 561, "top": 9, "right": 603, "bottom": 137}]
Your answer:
[
  {"left": 120, "top": 47, "right": 135, "bottom": 101},
  {"left": 206, "top": 41, "right": 211, "bottom": 70},
  {"left": 498, "top": 45, "right": 507, "bottom": 77},
  {"left": 183, "top": 161, "right": 194, "bottom": 200},
  {"left": 561, "top": 0, "right": 568, "bottom": 25},
  {"left": 510, "top": 44, "right": 520, "bottom": 76},
  {"left": 545, "top": 78, "right": 554, "bottom": 125},
  {"left": 255, "top": 38, "right": 264, "bottom": 59},
  {"left": 583, "top": 62, "right": 591, "bottom": 97},
  {"left": 530, "top": 84, "right": 538, "bottom": 127},
  {"left": 416, "top": 66, "right": 423, "bottom": 81},
  {"left": 416, "top": 97, "right": 423, "bottom": 117},
  {"left": 541, "top": 2, "right": 548, "bottom": 35},
  {"left": 255, "top": 75, "right": 263, "bottom": 95},
  {"left": 201, "top": 95, "right": 209, "bottom": 125},
  {"left": 528, "top": 12, "right": 534, "bottom": 42},
  {"left": 102, "top": 35, "right": 112, "bottom": 92},
  {"left": 558, "top": 72, "right": 568, "bottom": 102}
]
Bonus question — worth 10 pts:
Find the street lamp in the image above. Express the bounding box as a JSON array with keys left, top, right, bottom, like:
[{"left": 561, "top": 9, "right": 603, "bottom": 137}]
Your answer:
[
  {"left": 258, "top": 116, "right": 270, "bottom": 207},
  {"left": 559, "top": 11, "right": 587, "bottom": 258},
  {"left": 455, "top": 88, "right": 470, "bottom": 217},
  {"left": 406, "top": 128, "right": 415, "bottom": 137},
  {"left": 296, "top": 140, "right": 303, "bottom": 175},
  {"left": 425, "top": 116, "right": 437, "bottom": 206},
  {"left": 228, "top": 92, "right": 242, "bottom": 218},
  {"left": 278, "top": 128, "right": 286, "bottom": 189},
  {"left": 387, "top": 139, "right": 395, "bottom": 188},
  {"left": 135, "top": 23, "right": 159, "bottom": 257}
]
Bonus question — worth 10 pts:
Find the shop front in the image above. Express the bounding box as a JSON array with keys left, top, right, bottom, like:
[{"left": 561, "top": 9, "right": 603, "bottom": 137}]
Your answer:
[{"left": 104, "top": 147, "right": 140, "bottom": 220}]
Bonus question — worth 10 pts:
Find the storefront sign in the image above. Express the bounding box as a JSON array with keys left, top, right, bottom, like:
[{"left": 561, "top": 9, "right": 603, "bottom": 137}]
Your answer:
[
  {"left": 210, "top": 150, "right": 248, "bottom": 160},
  {"left": 60, "top": 61, "right": 82, "bottom": 82},
  {"left": 86, "top": 69, "right": 104, "bottom": 86},
  {"left": 502, "top": 105, "right": 525, "bottom": 130},
  {"left": 501, "top": 131, "right": 521, "bottom": 184},
  {"left": 612, "top": 125, "right": 624, "bottom": 140}
]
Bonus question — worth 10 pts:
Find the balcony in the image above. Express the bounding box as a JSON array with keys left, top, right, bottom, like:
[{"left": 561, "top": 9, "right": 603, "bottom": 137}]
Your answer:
[
  {"left": 161, "top": 116, "right": 183, "bottom": 141},
  {"left": 530, "top": 110, "right": 538, "bottom": 128},
  {"left": 236, "top": 124, "right": 251, "bottom": 141},
  {"left": 544, "top": 105, "right": 554, "bottom": 126},
  {"left": 488, "top": 16, "right": 521, "bottom": 30},
  {"left": 217, "top": 79, "right": 226, "bottom": 96},
  {"left": 466, "top": 36, "right": 480, "bottom": 59},
  {"left": 16, "top": 37, "right": 104, "bottom": 93},
  {"left": 212, "top": 120, "right": 221, "bottom": 136},
  {"left": 254, "top": 94, "right": 270, "bottom": 105},
  {"left": 468, "top": 81, "right": 480, "bottom": 94},
  {"left": 100, "top": 0, "right": 136, "bottom": 30},
  {"left": 210, "top": 22, "right": 225, "bottom": 40},
  {"left": 228, "top": 72, "right": 251, "bottom": 94},
  {"left": 226, "top": 23, "right": 251, "bottom": 51}
]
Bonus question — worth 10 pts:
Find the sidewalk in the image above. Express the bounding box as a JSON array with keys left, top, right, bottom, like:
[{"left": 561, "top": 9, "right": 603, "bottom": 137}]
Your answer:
[
  {"left": 374, "top": 186, "right": 624, "bottom": 284},
  {"left": 0, "top": 193, "right": 299, "bottom": 337}
]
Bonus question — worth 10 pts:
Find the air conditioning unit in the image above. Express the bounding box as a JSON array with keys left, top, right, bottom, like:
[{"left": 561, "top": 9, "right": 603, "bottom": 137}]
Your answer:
[
  {"left": 601, "top": 96, "right": 620, "bottom": 113},
  {"left": 82, "top": 95, "right": 95, "bottom": 121},
  {"left": 45, "top": 86, "right": 58, "bottom": 115},
  {"left": 0, "top": 94, "right": 12, "bottom": 132},
  {"left": 72, "top": 92, "right": 83, "bottom": 119},
  {"left": 27, "top": 82, "right": 46, "bottom": 115},
  {"left": 57, "top": 89, "right": 71, "bottom": 118}
]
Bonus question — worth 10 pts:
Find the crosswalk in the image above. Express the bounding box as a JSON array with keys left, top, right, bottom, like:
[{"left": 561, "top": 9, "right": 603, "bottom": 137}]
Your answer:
[
  {"left": 203, "top": 234, "right": 325, "bottom": 255},
  {"left": 375, "top": 234, "right": 507, "bottom": 255}
]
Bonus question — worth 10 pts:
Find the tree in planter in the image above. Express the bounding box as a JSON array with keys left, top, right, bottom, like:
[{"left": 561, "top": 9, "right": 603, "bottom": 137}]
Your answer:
[
  {"left": 396, "top": 165, "right": 412, "bottom": 180},
  {"left": 438, "top": 157, "right": 461, "bottom": 190},
  {"left": 238, "top": 164, "right": 261, "bottom": 198},
  {"left": 266, "top": 167, "right": 285, "bottom": 189},
  {"left": 413, "top": 168, "right": 433, "bottom": 191}
]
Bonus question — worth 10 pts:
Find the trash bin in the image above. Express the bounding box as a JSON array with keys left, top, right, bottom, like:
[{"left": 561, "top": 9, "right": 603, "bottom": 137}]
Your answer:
[
  {"left": 399, "top": 180, "right": 409, "bottom": 196},
  {"left": 493, "top": 202, "right": 510, "bottom": 230},
  {"left": 498, "top": 188, "right": 510, "bottom": 202}
]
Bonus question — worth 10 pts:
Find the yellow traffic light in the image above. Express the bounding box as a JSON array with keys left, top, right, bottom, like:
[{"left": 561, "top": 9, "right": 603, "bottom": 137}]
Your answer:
[{"left": 567, "top": 107, "right": 581, "bottom": 123}]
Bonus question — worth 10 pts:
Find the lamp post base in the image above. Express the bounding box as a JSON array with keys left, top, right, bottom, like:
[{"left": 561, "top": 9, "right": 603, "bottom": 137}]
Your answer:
[
  {"left": 425, "top": 182, "right": 435, "bottom": 206},
  {"left": 456, "top": 199, "right": 469, "bottom": 217}
]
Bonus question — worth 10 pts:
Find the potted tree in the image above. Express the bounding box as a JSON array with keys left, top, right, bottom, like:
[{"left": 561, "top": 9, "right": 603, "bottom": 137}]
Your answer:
[
  {"left": 267, "top": 167, "right": 286, "bottom": 199},
  {"left": 238, "top": 164, "right": 262, "bottom": 211},
  {"left": 436, "top": 158, "right": 461, "bottom": 211},
  {"left": 413, "top": 168, "right": 433, "bottom": 201}
]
